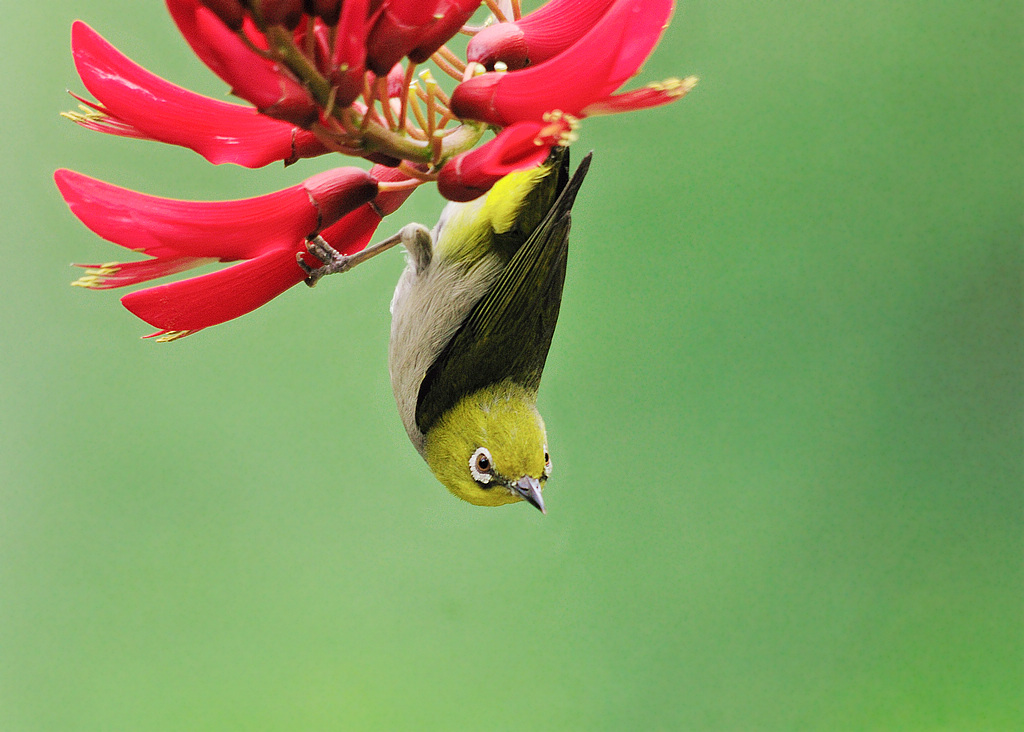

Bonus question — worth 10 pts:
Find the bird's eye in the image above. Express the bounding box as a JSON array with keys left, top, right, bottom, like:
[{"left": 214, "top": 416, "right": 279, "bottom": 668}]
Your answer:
[
  {"left": 543, "top": 444, "right": 552, "bottom": 478},
  {"left": 469, "top": 447, "right": 494, "bottom": 485}
]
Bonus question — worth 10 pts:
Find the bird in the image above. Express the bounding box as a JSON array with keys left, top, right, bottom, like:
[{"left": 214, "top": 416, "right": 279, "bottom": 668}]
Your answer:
[{"left": 304, "top": 149, "right": 591, "bottom": 512}]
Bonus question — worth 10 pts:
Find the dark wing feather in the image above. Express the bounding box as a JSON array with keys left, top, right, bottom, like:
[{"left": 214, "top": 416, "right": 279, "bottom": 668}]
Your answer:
[{"left": 415, "top": 153, "right": 592, "bottom": 434}]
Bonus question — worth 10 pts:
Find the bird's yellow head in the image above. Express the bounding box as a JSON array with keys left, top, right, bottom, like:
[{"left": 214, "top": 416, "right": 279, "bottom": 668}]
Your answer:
[{"left": 422, "top": 379, "right": 551, "bottom": 511}]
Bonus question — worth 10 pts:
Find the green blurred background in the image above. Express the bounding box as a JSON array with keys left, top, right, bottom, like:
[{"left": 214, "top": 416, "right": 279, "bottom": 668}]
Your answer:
[{"left": 2, "top": 1, "right": 1020, "bottom": 729}]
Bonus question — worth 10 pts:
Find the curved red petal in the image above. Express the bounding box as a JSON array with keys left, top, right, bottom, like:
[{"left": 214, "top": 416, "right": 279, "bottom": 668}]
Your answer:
[
  {"left": 467, "top": 0, "right": 616, "bottom": 70},
  {"left": 166, "top": 0, "right": 317, "bottom": 124},
  {"left": 56, "top": 168, "right": 315, "bottom": 259},
  {"left": 121, "top": 248, "right": 305, "bottom": 332},
  {"left": 581, "top": 76, "right": 697, "bottom": 116},
  {"left": 167, "top": 0, "right": 250, "bottom": 82},
  {"left": 71, "top": 21, "right": 328, "bottom": 167},
  {"left": 327, "top": 0, "right": 369, "bottom": 106},
  {"left": 406, "top": 0, "right": 482, "bottom": 63},
  {"left": 366, "top": 0, "right": 479, "bottom": 73},
  {"left": 55, "top": 168, "right": 375, "bottom": 261},
  {"left": 452, "top": 0, "right": 674, "bottom": 125},
  {"left": 303, "top": 168, "right": 380, "bottom": 228},
  {"left": 436, "top": 121, "right": 561, "bottom": 201}
]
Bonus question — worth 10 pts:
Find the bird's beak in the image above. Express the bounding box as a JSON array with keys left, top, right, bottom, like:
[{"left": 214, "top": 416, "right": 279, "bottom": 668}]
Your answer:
[{"left": 513, "top": 476, "right": 546, "bottom": 514}]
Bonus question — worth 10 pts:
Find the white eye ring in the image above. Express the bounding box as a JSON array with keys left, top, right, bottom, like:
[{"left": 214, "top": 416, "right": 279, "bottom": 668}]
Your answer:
[
  {"left": 470, "top": 447, "right": 494, "bottom": 484},
  {"left": 543, "top": 444, "right": 552, "bottom": 478}
]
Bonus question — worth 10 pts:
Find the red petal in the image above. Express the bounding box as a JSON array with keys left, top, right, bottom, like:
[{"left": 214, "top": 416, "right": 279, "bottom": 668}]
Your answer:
[
  {"left": 406, "top": 0, "right": 482, "bottom": 63},
  {"left": 55, "top": 167, "right": 376, "bottom": 260},
  {"left": 451, "top": 0, "right": 674, "bottom": 125},
  {"left": 125, "top": 197, "right": 399, "bottom": 335},
  {"left": 581, "top": 76, "right": 697, "bottom": 116},
  {"left": 166, "top": 0, "right": 318, "bottom": 125},
  {"left": 467, "top": 0, "right": 616, "bottom": 70},
  {"left": 121, "top": 248, "right": 304, "bottom": 333},
  {"left": 302, "top": 164, "right": 421, "bottom": 264},
  {"left": 436, "top": 120, "right": 571, "bottom": 202},
  {"left": 297, "top": 165, "right": 419, "bottom": 268},
  {"left": 71, "top": 21, "right": 329, "bottom": 167},
  {"left": 327, "top": 0, "right": 370, "bottom": 106},
  {"left": 304, "top": 167, "right": 380, "bottom": 229},
  {"left": 366, "top": 0, "right": 479, "bottom": 74}
]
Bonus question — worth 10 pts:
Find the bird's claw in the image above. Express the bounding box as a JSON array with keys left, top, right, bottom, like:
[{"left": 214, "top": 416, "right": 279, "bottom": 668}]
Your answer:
[{"left": 299, "top": 235, "right": 352, "bottom": 287}]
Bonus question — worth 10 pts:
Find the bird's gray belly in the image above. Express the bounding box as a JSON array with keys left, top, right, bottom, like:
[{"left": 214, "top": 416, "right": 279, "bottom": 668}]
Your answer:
[{"left": 388, "top": 254, "right": 502, "bottom": 454}]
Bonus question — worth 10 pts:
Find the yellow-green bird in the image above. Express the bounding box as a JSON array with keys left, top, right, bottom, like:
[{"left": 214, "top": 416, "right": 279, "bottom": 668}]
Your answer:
[{"left": 305, "top": 149, "right": 591, "bottom": 512}]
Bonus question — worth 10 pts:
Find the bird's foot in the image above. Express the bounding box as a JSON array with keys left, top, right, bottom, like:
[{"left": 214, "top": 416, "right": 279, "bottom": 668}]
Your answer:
[
  {"left": 299, "top": 235, "right": 351, "bottom": 287},
  {"left": 299, "top": 224, "right": 433, "bottom": 288}
]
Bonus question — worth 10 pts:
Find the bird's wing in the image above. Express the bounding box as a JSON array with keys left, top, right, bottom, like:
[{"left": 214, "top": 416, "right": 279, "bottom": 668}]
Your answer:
[{"left": 415, "top": 153, "right": 592, "bottom": 434}]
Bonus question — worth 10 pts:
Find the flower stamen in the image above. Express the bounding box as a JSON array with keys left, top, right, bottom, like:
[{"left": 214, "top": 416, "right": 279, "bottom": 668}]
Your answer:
[
  {"left": 151, "top": 330, "right": 194, "bottom": 343},
  {"left": 376, "top": 76, "right": 397, "bottom": 131},
  {"left": 483, "top": 0, "right": 510, "bottom": 23},
  {"left": 71, "top": 261, "right": 122, "bottom": 288},
  {"left": 397, "top": 63, "right": 417, "bottom": 132}
]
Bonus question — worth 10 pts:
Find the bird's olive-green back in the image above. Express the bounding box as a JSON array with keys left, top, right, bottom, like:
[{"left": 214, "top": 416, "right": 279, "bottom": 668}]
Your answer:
[{"left": 414, "top": 152, "right": 592, "bottom": 436}]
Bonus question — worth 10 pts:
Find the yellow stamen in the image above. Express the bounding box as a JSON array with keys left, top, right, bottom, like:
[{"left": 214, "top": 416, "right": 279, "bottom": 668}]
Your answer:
[
  {"left": 153, "top": 330, "right": 193, "bottom": 343},
  {"left": 376, "top": 77, "right": 398, "bottom": 131},
  {"left": 61, "top": 105, "right": 108, "bottom": 125},
  {"left": 71, "top": 275, "right": 100, "bottom": 288},
  {"left": 378, "top": 177, "right": 425, "bottom": 193},
  {"left": 540, "top": 111, "right": 580, "bottom": 146},
  {"left": 419, "top": 69, "right": 439, "bottom": 137},
  {"left": 322, "top": 85, "right": 338, "bottom": 119},
  {"left": 397, "top": 63, "right": 417, "bottom": 131},
  {"left": 461, "top": 61, "right": 489, "bottom": 85},
  {"left": 406, "top": 83, "right": 430, "bottom": 134},
  {"left": 649, "top": 76, "right": 699, "bottom": 97},
  {"left": 71, "top": 261, "right": 121, "bottom": 288}
]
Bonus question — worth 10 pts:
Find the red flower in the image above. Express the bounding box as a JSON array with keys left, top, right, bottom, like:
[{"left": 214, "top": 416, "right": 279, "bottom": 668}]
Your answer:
[
  {"left": 451, "top": 0, "right": 694, "bottom": 126},
  {"left": 67, "top": 21, "right": 329, "bottom": 168},
  {"left": 58, "top": 0, "right": 696, "bottom": 339},
  {"left": 436, "top": 114, "right": 578, "bottom": 202},
  {"left": 56, "top": 166, "right": 384, "bottom": 339}
]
